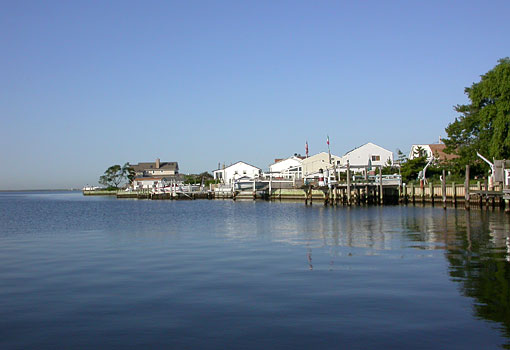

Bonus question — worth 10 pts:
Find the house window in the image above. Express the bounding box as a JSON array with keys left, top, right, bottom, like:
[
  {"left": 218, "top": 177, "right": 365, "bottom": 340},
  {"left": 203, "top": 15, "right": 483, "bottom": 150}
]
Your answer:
[
  {"left": 372, "top": 155, "right": 380, "bottom": 161},
  {"left": 234, "top": 171, "right": 238, "bottom": 175},
  {"left": 243, "top": 170, "right": 247, "bottom": 175}
]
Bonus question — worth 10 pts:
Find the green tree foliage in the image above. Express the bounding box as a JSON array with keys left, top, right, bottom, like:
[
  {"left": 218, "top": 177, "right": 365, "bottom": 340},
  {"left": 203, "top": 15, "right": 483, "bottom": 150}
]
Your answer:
[
  {"left": 396, "top": 149, "right": 407, "bottom": 165},
  {"left": 183, "top": 172, "right": 215, "bottom": 185},
  {"left": 400, "top": 156, "right": 427, "bottom": 182},
  {"left": 99, "top": 163, "right": 134, "bottom": 189},
  {"left": 413, "top": 146, "right": 427, "bottom": 158},
  {"left": 444, "top": 58, "right": 510, "bottom": 174},
  {"left": 381, "top": 158, "right": 398, "bottom": 175}
]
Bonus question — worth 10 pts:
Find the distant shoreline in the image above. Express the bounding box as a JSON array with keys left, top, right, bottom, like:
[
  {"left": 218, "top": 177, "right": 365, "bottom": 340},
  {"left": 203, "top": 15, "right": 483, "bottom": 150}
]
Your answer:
[{"left": 0, "top": 189, "right": 79, "bottom": 192}]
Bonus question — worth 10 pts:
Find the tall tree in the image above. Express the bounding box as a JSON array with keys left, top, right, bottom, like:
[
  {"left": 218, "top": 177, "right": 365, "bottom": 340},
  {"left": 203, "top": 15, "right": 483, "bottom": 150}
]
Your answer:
[
  {"left": 122, "top": 163, "right": 136, "bottom": 184},
  {"left": 99, "top": 163, "right": 134, "bottom": 189},
  {"left": 444, "top": 58, "right": 510, "bottom": 172}
]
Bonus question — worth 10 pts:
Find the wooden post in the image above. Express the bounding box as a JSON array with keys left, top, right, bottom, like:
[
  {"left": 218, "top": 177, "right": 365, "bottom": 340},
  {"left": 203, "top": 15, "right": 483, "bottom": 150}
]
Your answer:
[
  {"left": 253, "top": 179, "right": 256, "bottom": 200},
  {"left": 429, "top": 182, "right": 434, "bottom": 206},
  {"left": 411, "top": 183, "right": 415, "bottom": 204},
  {"left": 421, "top": 180, "right": 425, "bottom": 204},
  {"left": 379, "top": 166, "right": 383, "bottom": 205},
  {"left": 269, "top": 174, "right": 272, "bottom": 201},
  {"left": 347, "top": 163, "right": 351, "bottom": 205},
  {"left": 452, "top": 182, "right": 456, "bottom": 207},
  {"left": 441, "top": 169, "right": 446, "bottom": 209},
  {"left": 477, "top": 181, "right": 482, "bottom": 208},
  {"left": 484, "top": 178, "right": 489, "bottom": 208},
  {"left": 403, "top": 183, "right": 407, "bottom": 204},
  {"left": 465, "top": 165, "right": 470, "bottom": 210},
  {"left": 364, "top": 167, "right": 369, "bottom": 204}
]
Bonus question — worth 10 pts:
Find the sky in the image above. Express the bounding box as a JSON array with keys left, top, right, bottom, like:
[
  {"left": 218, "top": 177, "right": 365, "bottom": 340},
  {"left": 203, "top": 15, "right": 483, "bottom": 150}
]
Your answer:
[{"left": 1, "top": 0, "right": 509, "bottom": 189}]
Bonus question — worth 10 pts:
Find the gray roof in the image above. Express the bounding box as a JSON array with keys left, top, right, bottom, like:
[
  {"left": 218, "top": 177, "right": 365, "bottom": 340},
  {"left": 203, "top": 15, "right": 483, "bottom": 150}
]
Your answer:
[{"left": 131, "top": 162, "right": 179, "bottom": 172}]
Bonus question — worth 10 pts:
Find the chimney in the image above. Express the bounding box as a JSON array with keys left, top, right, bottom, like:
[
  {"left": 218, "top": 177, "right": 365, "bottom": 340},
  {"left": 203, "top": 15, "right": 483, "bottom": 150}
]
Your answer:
[{"left": 156, "top": 158, "right": 160, "bottom": 169}]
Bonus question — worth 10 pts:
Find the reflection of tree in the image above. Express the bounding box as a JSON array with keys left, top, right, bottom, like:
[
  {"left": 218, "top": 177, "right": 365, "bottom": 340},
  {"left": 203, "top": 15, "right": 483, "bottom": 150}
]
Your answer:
[
  {"left": 444, "top": 212, "right": 510, "bottom": 346},
  {"left": 404, "top": 210, "right": 510, "bottom": 346}
]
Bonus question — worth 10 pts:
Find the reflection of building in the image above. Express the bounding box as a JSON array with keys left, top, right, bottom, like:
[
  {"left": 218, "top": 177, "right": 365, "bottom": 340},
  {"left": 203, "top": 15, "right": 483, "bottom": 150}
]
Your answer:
[{"left": 213, "top": 161, "right": 261, "bottom": 184}]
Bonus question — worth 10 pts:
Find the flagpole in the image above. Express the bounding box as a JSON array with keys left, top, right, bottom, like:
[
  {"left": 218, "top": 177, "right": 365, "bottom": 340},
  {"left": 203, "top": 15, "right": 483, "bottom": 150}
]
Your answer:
[
  {"left": 327, "top": 135, "right": 331, "bottom": 164},
  {"left": 327, "top": 135, "right": 338, "bottom": 182}
]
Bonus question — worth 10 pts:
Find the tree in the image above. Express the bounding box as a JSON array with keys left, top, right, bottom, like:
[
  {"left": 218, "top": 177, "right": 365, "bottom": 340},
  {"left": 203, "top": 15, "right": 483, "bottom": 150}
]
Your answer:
[
  {"left": 183, "top": 172, "right": 214, "bottom": 185},
  {"left": 396, "top": 149, "right": 407, "bottom": 165},
  {"left": 400, "top": 156, "right": 427, "bottom": 183},
  {"left": 413, "top": 146, "right": 427, "bottom": 158},
  {"left": 444, "top": 58, "right": 510, "bottom": 174},
  {"left": 123, "top": 163, "right": 136, "bottom": 184},
  {"left": 381, "top": 158, "right": 398, "bottom": 175},
  {"left": 99, "top": 163, "right": 134, "bottom": 189}
]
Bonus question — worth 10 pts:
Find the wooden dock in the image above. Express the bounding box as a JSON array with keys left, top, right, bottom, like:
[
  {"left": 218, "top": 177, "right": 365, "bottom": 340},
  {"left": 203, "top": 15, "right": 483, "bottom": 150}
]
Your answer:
[{"left": 83, "top": 163, "right": 510, "bottom": 212}]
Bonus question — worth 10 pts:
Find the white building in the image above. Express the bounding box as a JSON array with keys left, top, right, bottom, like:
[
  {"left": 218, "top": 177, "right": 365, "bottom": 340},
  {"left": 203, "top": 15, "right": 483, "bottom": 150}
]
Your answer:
[
  {"left": 269, "top": 156, "right": 303, "bottom": 179},
  {"left": 342, "top": 142, "right": 393, "bottom": 169},
  {"left": 213, "top": 161, "right": 262, "bottom": 184},
  {"left": 302, "top": 152, "right": 342, "bottom": 177}
]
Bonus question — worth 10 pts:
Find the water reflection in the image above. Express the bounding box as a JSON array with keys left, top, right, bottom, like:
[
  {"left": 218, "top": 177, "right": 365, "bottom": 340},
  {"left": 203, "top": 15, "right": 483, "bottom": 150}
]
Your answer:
[
  {"left": 441, "top": 210, "right": 510, "bottom": 346},
  {"left": 402, "top": 208, "right": 510, "bottom": 347},
  {"left": 217, "top": 202, "right": 510, "bottom": 346}
]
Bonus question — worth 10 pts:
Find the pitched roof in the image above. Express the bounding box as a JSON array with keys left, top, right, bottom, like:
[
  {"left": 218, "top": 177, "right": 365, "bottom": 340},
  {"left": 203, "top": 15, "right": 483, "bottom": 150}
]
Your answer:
[
  {"left": 214, "top": 161, "right": 261, "bottom": 171},
  {"left": 428, "top": 144, "right": 459, "bottom": 161},
  {"left": 131, "top": 161, "right": 179, "bottom": 172},
  {"left": 343, "top": 142, "right": 390, "bottom": 156}
]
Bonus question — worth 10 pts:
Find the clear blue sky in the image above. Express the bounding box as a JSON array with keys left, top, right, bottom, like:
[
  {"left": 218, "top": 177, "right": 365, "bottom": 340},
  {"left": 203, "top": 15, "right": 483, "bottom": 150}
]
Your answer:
[{"left": 1, "top": 0, "right": 509, "bottom": 189}]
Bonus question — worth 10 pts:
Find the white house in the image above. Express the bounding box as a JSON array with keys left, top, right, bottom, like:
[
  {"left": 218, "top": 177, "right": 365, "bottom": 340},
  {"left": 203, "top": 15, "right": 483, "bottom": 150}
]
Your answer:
[
  {"left": 213, "top": 161, "right": 262, "bottom": 184},
  {"left": 342, "top": 142, "right": 393, "bottom": 169},
  {"left": 269, "top": 156, "right": 304, "bottom": 179},
  {"left": 302, "top": 152, "right": 342, "bottom": 177}
]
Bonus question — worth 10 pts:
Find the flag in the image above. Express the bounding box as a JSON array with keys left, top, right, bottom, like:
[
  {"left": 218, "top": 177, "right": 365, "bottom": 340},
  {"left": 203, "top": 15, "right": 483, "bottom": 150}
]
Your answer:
[
  {"left": 327, "top": 135, "right": 330, "bottom": 146},
  {"left": 305, "top": 141, "right": 309, "bottom": 158}
]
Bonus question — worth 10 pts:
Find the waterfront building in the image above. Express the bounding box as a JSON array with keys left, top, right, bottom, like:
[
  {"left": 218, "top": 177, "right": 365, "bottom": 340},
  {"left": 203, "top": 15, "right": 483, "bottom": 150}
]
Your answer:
[
  {"left": 132, "top": 177, "right": 169, "bottom": 190},
  {"left": 213, "top": 161, "right": 261, "bottom": 184},
  {"left": 341, "top": 142, "right": 393, "bottom": 169},
  {"left": 131, "top": 158, "right": 179, "bottom": 178},
  {"left": 408, "top": 143, "right": 458, "bottom": 162},
  {"left": 269, "top": 155, "right": 304, "bottom": 179},
  {"left": 302, "top": 152, "right": 342, "bottom": 178}
]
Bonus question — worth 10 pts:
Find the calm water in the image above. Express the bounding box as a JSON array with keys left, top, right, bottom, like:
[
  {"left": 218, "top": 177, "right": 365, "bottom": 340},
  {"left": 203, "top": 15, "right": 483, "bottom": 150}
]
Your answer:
[{"left": 1, "top": 192, "right": 510, "bottom": 349}]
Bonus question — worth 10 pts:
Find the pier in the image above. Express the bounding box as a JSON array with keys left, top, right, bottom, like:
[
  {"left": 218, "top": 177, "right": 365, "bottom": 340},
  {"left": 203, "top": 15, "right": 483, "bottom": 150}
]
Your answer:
[{"left": 82, "top": 163, "right": 510, "bottom": 212}]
